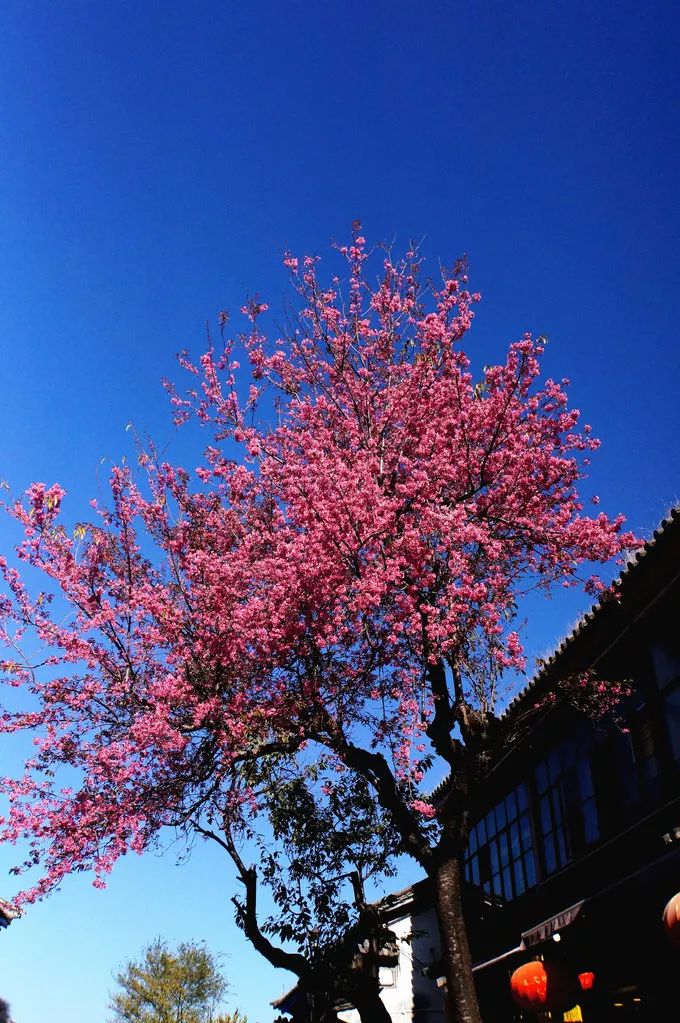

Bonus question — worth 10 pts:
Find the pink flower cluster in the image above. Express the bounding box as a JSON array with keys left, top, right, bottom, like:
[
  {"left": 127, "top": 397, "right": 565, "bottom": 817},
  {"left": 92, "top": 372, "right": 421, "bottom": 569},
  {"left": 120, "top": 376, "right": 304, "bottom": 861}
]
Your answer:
[{"left": 0, "top": 234, "right": 637, "bottom": 902}]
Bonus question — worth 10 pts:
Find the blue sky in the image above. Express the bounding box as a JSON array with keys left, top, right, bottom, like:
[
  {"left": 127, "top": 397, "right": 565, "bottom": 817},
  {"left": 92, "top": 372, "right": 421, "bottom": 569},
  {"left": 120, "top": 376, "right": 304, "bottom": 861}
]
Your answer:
[{"left": 0, "top": 2, "right": 679, "bottom": 1021}]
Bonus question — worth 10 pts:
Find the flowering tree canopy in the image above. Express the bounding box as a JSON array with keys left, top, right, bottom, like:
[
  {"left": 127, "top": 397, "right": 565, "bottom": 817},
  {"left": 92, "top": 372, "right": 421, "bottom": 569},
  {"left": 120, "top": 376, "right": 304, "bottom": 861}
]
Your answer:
[{"left": 0, "top": 231, "right": 635, "bottom": 1021}]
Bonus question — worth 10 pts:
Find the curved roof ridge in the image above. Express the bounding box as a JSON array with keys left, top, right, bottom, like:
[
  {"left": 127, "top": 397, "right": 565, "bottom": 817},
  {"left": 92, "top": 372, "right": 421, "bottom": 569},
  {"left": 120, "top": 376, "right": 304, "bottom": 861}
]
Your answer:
[
  {"left": 427, "top": 505, "right": 680, "bottom": 802},
  {"left": 501, "top": 505, "right": 680, "bottom": 719}
]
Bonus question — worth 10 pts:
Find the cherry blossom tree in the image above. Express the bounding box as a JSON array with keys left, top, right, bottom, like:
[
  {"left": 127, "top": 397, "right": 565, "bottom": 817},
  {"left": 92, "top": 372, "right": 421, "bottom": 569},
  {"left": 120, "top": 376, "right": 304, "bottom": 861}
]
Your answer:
[{"left": 0, "top": 230, "right": 636, "bottom": 1023}]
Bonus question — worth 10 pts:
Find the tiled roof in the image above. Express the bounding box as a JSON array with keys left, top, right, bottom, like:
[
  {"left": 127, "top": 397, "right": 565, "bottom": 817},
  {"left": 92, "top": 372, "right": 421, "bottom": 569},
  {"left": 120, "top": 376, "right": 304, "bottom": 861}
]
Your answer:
[
  {"left": 0, "top": 898, "right": 21, "bottom": 926},
  {"left": 501, "top": 505, "right": 680, "bottom": 721},
  {"left": 428, "top": 506, "right": 680, "bottom": 803}
]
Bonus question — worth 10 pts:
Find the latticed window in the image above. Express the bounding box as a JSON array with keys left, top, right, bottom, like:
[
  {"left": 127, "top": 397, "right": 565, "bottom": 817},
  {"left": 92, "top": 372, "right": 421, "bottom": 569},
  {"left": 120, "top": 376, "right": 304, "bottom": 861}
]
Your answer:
[
  {"left": 536, "top": 732, "right": 599, "bottom": 875},
  {"left": 464, "top": 783, "right": 537, "bottom": 900}
]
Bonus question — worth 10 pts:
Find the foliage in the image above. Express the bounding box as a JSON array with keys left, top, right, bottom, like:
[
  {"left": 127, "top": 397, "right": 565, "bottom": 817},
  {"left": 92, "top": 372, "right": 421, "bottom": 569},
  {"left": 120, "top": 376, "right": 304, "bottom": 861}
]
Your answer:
[
  {"left": 109, "top": 939, "right": 229, "bottom": 1023},
  {"left": 247, "top": 758, "right": 398, "bottom": 950},
  {"left": 0, "top": 230, "right": 637, "bottom": 1020}
]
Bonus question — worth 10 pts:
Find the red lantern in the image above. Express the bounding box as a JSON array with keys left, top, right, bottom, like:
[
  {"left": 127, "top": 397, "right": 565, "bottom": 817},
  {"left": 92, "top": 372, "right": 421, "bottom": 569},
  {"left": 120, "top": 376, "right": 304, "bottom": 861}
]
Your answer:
[
  {"left": 663, "top": 892, "right": 680, "bottom": 947},
  {"left": 578, "top": 971, "right": 596, "bottom": 991},
  {"left": 510, "top": 960, "right": 577, "bottom": 1014}
]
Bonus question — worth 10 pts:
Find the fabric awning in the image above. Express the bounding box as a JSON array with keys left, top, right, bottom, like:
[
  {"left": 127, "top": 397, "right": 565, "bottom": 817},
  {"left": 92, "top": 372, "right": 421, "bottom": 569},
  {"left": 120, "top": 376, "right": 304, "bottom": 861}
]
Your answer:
[
  {"left": 471, "top": 898, "right": 586, "bottom": 973},
  {"left": 521, "top": 899, "right": 585, "bottom": 946}
]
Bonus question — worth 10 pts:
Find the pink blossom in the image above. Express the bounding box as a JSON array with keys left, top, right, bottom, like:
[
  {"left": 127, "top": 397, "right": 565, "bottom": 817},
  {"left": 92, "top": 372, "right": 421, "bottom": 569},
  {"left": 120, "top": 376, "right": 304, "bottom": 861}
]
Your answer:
[{"left": 0, "top": 234, "right": 637, "bottom": 904}]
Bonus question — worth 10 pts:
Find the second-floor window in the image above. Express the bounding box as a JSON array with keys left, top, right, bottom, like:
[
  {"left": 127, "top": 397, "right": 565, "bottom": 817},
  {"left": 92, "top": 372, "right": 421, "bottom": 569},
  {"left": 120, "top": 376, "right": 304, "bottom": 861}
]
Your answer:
[
  {"left": 464, "top": 783, "right": 537, "bottom": 900},
  {"left": 665, "top": 685, "right": 680, "bottom": 763},
  {"left": 536, "top": 732, "right": 599, "bottom": 875}
]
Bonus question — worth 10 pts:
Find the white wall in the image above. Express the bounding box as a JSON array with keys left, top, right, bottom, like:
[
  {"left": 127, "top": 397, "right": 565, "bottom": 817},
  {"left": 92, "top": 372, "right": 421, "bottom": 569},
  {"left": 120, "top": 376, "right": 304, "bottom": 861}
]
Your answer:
[{"left": 338, "top": 905, "right": 447, "bottom": 1023}]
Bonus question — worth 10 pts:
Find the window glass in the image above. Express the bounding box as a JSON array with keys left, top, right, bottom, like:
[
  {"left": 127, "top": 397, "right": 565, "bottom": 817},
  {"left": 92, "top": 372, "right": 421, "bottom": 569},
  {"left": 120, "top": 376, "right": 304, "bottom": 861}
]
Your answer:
[
  {"left": 630, "top": 712, "right": 662, "bottom": 799},
  {"left": 665, "top": 686, "right": 680, "bottom": 761},
  {"left": 548, "top": 748, "right": 561, "bottom": 781},
  {"left": 540, "top": 796, "right": 552, "bottom": 835},
  {"left": 651, "top": 639, "right": 680, "bottom": 690},
  {"left": 577, "top": 758, "right": 594, "bottom": 799},
  {"left": 536, "top": 732, "right": 600, "bottom": 875},
  {"left": 524, "top": 851, "right": 537, "bottom": 888},
  {"left": 520, "top": 813, "right": 532, "bottom": 848},
  {"left": 510, "top": 822, "right": 520, "bottom": 859},
  {"left": 562, "top": 737, "right": 576, "bottom": 768},
  {"left": 464, "top": 782, "right": 538, "bottom": 901},
  {"left": 544, "top": 834, "right": 556, "bottom": 874},
  {"left": 583, "top": 800, "right": 598, "bottom": 844},
  {"left": 536, "top": 762, "right": 548, "bottom": 794}
]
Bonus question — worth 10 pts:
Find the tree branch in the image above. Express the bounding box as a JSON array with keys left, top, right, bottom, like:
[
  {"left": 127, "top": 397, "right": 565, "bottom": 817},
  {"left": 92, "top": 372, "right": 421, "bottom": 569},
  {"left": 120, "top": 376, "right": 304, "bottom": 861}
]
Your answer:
[
  {"left": 320, "top": 720, "right": 432, "bottom": 870},
  {"left": 194, "top": 821, "right": 310, "bottom": 978}
]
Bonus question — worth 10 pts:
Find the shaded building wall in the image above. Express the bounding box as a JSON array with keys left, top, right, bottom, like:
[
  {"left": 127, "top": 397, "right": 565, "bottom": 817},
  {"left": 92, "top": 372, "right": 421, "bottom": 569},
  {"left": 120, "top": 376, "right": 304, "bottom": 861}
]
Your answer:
[{"left": 338, "top": 906, "right": 446, "bottom": 1023}]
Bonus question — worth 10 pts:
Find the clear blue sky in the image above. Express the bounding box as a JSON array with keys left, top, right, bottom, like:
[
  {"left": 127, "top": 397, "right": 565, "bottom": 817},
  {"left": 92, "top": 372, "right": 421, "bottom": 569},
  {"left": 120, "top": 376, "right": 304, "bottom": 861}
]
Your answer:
[{"left": 0, "top": 2, "right": 679, "bottom": 1021}]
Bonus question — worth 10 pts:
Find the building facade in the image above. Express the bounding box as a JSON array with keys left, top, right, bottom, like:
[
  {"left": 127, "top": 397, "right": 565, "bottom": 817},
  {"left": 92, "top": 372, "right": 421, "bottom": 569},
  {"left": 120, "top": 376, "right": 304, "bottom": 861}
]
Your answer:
[
  {"left": 276, "top": 508, "right": 680, "bottom": 1022},
  {"left": 463, "top": 507, "right": 680, "bottom": 1021},
  {"left": 0, "top": 899, "right": 19, "bottom": 933}
]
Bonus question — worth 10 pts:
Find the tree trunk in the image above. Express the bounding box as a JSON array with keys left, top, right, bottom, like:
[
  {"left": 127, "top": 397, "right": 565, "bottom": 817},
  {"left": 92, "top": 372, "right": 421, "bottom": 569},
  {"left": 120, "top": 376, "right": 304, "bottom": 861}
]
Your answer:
[
  {"left": 433, "top": 855, "right": 482, "bottom": 1023},
  {"left": 352, "top": 978, "right": 393, "bottom": 1023}
]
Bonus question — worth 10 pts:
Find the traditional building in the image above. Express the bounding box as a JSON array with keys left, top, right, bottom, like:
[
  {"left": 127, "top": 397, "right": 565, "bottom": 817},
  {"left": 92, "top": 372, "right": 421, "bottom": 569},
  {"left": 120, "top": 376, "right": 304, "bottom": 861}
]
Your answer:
[
  {"left": 0, "top": 898, "right": 20, "bottom": 933},
  {"left": 462, "top": 506, "right": 680, "bottom": 1020},
  {"left": 275, "top": 508, "right": 680, "bottom": 1022}
]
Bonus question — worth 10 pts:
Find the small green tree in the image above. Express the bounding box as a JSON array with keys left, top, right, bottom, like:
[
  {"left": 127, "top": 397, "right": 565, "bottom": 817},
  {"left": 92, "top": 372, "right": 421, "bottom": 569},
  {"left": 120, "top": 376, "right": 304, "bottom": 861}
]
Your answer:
[{"left": 109, "top": 939, "right": 232, "bottom": 1023}]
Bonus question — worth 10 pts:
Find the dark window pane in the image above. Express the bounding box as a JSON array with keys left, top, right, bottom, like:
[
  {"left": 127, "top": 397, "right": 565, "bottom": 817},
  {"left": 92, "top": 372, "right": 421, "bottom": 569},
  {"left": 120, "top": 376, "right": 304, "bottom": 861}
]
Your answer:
[
  {"left": 520, "top": 813, "right": 533, "bottom": 851},
  {"left": 551, "top": 788, "right": 565, "bottom": 828},
  {"left": 510, "top": 822, "right": 521, "bottom": 859},
  {"left": 485, "top": 810, "right": 496, "bottom": 837},
  {"left": 477, "top": 818, "right": 487, "bottom": 845},
  {"left": 562, "top": 737, "right": 576, "bottom": 768},
  {"left": 548, "top": 748, "right": 562, "bottom": 782},
  {"left": 518, "top": 784, "right": 529, "bottom": 811},
  {"left": 514, "top": 858, "right": 525, "bottom": 896},
  {"left": 464, "top": 862, "right": 471, "bottom": 882},
  {"left": 471, "top": 856, "right": 480, "bottom": 886},
  {"left": 490, "top": 839, "right": 499, "bottom": 873},
  {"left": 492, "top": 873, "right": 502, "bottom": 897},
  {"left": 641, "top": 755, "right": 659, "bottom": 785},
  {"left": 525, "top": 851, "right": 537, "bottom": 888},
  {"left": 577, "top": 758, "right": 594, "bottom": 799},
  {"left": 651, "top": 640, "right": 680, "bottom": 690},
  {"left": 544, "top": 834, "right": 556, "bottom": 875},
  {"left": 495, "top": 800, "right": 507, "bottom": 831},
  {"left": 477, "top": 845, "right": 491, "bottom": 884},
  {"left": 499, "top": 831, "right": 509, "bottom": 867},
  {"left": 665, "top": 687, "right": 680, "bottom": 760},
  {"left": 503, "top": 866, "right": 513, "bottom": 899},
  {"left": 633, "top": 715, "right": 661, "bottom": 794},
  {"left": 583, "top": 799, "right": 599, "bottom": 844},
  {"left": 556, "top": 825, "right": 568, "bottom": 866},
  {"left": 506, "top": 789, "right": 518, "bottom": 821},
  {"left": 540, "top": 796, "right": 552, "bottom": 835},
  {"left": 468, "top": 827, "right": 478, "bottom": 854}
]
